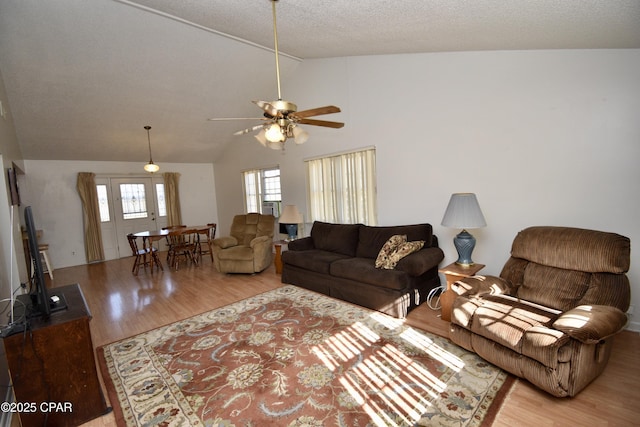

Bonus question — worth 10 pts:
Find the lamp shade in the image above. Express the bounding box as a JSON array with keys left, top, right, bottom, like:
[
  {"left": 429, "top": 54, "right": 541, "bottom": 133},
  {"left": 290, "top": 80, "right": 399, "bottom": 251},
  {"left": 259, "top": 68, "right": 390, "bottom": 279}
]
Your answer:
[
  {"left": 279, "top": 205, "right": 303, "bottom": 224},
  {"left": 441, "top": 193, "right": 486, "bottom": 229}
]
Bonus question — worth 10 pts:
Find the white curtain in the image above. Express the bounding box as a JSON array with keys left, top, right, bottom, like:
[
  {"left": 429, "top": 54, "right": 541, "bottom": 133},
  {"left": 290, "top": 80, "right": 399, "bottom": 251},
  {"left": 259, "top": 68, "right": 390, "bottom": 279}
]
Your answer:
[{"left": 306, "top": 148, "right": 377, "bottom": 225}]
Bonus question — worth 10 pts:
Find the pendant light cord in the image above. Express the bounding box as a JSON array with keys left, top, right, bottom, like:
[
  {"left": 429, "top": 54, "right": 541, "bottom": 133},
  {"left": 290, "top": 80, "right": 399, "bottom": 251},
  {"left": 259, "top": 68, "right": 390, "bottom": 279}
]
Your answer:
[{"left": 145, "top": 125, "right": 153, "bottom": 163}]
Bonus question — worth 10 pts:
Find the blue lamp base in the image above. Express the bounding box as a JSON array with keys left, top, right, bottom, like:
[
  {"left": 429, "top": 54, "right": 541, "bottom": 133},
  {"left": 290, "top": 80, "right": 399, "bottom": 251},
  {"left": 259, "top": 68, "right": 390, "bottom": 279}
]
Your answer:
[
  {"left": 284, "top": 224, "right": 298, "bottom": 241},
  {"left": 454, "top": 229, "right": 476, "bottom": 266}
]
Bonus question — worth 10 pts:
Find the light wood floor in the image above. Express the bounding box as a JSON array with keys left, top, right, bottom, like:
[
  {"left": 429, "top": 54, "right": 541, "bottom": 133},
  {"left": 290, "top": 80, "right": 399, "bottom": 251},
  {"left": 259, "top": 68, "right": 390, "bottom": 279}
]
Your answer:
[{"left": 40, "top": 255, "right": 639, "bottom": 427}]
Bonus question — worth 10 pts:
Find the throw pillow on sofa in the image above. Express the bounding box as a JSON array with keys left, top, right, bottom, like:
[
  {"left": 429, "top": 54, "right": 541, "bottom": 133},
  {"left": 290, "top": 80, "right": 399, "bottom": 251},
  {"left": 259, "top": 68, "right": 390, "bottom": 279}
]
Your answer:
[
  {"left": 386, "top": 241, "right": 425, "bottom": 269},
  {"left": 375, "top": 235, "right": 407, "bottom": 268},
  {"left": 376, "top": 237, "right": 425, "bottom": 270}
]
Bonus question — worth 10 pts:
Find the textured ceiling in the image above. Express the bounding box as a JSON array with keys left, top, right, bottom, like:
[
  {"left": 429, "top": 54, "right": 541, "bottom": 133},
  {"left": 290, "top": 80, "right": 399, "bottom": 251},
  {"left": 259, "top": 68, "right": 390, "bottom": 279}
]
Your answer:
[
  {"left": 0, "top": 0, "right": 639, "bottom": 164},
  {"left": 129, "top": 0, "right": 640, "bottom": 58}
]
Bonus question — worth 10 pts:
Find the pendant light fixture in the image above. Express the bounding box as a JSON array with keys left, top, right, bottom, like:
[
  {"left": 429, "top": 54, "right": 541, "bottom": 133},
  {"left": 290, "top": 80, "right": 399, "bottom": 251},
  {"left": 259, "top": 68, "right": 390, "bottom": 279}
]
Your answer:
[{"left": 143, "top": 125, "right": 160, "bottom": 173}]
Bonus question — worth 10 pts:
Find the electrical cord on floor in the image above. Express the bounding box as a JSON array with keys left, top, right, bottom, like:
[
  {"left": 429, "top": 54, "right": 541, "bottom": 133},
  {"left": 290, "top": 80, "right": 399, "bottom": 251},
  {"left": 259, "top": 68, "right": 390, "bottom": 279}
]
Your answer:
[
  {"left": 426, "top": 285, "right": 445, "bottom": 310},
  {"left": 0, "top": 298, "right": 27, "bottom": 338}
]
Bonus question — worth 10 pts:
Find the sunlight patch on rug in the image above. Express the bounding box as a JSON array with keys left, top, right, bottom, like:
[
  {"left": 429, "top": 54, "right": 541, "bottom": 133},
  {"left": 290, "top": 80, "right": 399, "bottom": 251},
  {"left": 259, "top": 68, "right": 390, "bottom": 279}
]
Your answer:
[{"left": 98, "top": 285, "right": 512, "bottom": 426}]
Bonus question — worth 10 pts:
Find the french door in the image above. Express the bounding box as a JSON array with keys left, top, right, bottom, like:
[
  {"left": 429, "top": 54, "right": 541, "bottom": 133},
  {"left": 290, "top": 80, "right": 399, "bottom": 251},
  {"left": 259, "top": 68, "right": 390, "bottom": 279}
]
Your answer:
[{"left": 98, "top": 176, "right": 168, "bottom": 260}]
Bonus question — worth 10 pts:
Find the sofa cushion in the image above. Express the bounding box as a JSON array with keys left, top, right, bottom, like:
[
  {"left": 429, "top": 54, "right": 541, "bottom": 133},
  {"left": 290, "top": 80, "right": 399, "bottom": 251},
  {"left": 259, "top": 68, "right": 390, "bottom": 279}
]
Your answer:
[
  {"left": 311, "top": 222, "right": 361, "bottom": 257},
  {"left": 356, "top": 224, "right": 433, "bottom": 259},
  {"left": 516, "top": 263, "right": 590, "bottom": 311},
  {"left": 463, "top": 294, "right": 567, "bottom": 367},
  {"left": 330, "top": 257, "right": 411, "bottom": 291},
  {"left": 395, "top": 247, "right": 444, "bottom": 276},
  {"left": 216, "top": 245, "right": 254, "bottom": 261},
  {"left": 281, "top": 249, "right": 351, "bottom": 275},
  {"left": 230, "top": 213, "right": 275, "bottom": 246},
  {"left": 511, "top": 226, "right": 631, "bottom": 273},
  {"left": 374, "top": 234, "right": 407, "bottom": 268}
]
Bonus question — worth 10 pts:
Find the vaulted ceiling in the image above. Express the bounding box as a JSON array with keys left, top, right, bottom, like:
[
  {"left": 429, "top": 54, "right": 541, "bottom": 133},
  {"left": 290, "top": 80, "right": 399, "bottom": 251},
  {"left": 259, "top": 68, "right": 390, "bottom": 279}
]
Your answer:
[{"left": 1, "top": 0, "right": 639, "bottom": 163}]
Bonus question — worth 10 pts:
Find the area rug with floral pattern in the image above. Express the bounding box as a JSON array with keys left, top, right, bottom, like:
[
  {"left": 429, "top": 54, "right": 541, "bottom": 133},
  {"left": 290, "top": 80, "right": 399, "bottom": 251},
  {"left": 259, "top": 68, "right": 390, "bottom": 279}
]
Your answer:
[{"left": 98, "top": 285, "right": 514, "bottom": 426}]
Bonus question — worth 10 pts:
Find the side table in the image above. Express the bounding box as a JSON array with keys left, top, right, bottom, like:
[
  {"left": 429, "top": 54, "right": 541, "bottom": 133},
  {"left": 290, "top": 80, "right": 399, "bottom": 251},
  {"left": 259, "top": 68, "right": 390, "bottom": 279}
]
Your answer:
[
  {"left": 438, "top": 262, "right": 485, "bottom": 322},
  {"left": 274, "top": 240, "right": 288, "bottom": 274}
]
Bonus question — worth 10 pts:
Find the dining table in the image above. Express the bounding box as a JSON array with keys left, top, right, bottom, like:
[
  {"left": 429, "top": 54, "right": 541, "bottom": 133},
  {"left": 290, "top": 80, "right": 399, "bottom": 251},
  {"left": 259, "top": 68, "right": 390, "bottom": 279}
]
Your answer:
[
  {"left": 133, "top": 229, "right": 170, "bottom": 251},
  {"left": 132, "top": 226, "right": 214, "bottom": 270}
]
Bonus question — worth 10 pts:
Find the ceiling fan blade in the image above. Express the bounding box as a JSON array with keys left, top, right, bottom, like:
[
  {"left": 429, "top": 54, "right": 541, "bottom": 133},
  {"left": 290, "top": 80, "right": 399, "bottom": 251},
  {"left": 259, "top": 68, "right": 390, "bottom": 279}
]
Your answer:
[
  {"left": 290, "top": 106, "right": 341, "bottom": 119},
  {"left": 253, "top": 100, "right": 280, "bottom": 117},
  {"left": 233, "top": 124, "right": 265, "bottom": 136},
  {"left": 297, "top": 118, "right": 344, "bottom": 129}
]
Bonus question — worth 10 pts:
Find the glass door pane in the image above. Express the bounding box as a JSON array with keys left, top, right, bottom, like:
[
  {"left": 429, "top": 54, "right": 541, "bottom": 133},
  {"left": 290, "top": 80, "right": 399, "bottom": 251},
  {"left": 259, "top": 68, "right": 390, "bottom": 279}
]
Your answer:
[{"left": 111, "top": 178, "right": 156, "bottom": 259}]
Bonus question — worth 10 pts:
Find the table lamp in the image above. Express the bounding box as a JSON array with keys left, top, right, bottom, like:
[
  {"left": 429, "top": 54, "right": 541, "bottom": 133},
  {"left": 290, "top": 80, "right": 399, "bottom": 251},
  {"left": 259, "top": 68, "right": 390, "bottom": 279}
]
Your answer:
[
  {"left": 441, "top": 193, "right": 486, "bottom": 266},
  {"left": 279, "top": 205, "right": 303, "bottom": 241}
]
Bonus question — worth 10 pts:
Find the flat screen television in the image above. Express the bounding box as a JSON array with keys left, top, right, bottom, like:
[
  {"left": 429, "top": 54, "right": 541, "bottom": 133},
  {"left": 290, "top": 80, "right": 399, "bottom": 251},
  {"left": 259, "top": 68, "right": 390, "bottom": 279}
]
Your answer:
[{"left": 21, "top": 206, "right": 67, "bottom": 319}]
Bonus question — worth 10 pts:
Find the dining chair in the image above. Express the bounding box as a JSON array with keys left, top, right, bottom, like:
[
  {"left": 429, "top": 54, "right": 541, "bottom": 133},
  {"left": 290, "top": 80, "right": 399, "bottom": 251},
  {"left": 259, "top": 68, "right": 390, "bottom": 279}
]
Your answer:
[
  {"left": 167, "top": 228, "right": 198, "bottom": 270},
  {"left": 162, "top": 225, "right": 187, "bottom": 265},
  {"left": 127, "top": 234, "right": 162, "bottom": 275},
  {"left": 195, "top": 223, "right": 217, "bottom": 263},
  {"left": 38, "top": 243, "right": 54, "bottom": 280}
]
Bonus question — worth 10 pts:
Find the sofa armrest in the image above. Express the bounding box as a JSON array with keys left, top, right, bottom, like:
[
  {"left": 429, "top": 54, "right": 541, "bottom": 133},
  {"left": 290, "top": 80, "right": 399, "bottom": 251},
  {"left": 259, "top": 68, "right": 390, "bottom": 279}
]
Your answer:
[
  {"left": 552, "top": 305, "right": 628, "bottom": 344},
  {"left": 395, "top": 247, "right": 444, "bottom": 276},
  {"left": 451, "top": 275, "right": 514, "bottom": 297},
  {"left": 250, "top": 235, "right": 273, "bottom": 271},
  {"left": 250, "top": 235, "right": 272, "bottom": 248},
  {"left": 212, "top": 236, "right": 238, "bottom": 249},
  {"left": 287, "top": 236, "right": 314, "bottom": 251}
]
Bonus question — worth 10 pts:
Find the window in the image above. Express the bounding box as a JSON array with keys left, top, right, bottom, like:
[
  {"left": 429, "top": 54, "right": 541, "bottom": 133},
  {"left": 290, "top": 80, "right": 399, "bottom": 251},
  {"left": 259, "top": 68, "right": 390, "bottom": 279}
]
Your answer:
[
  {"left": 97, "top": 184, "right": 110, "bottom": 222},
  {"left": 119, "top": 183, "right": 148, "bottom": 219},
  {"left": 156, "top": 183, "right": 166, "bottom": 217},
  {"left": 243, "top": 167, "right": 281, "bottom": 214},
  {"left": 306, "top": 147, "right": 377, "bottom": 225}
]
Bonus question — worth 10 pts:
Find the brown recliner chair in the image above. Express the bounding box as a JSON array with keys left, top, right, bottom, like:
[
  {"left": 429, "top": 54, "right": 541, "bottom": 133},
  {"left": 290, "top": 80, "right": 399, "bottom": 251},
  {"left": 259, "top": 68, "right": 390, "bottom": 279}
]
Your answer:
[
  {"left": 449, "top": 226, "right": 630, "bottom": 397},
  {"left": 211, "top": 213, "right": 275, "bottom": 273}
]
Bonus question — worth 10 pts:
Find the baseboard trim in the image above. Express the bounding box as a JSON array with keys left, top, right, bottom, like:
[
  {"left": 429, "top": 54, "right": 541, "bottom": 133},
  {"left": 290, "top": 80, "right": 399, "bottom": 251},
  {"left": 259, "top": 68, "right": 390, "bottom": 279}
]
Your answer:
[{"left": 626, "top": 321, "right": 640, "bottom": 333}]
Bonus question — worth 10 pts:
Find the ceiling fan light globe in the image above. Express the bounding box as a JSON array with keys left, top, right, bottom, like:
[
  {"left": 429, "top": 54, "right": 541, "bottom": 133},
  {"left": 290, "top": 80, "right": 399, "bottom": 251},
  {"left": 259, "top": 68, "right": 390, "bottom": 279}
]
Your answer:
[
  {"left": 268, "top": 140, "right": 283, "bottom": 150},
  {"left": 255, "top": 129, "right": 268, "bottom": 147},
  {"left": 265, "top": 123, "right": 285, "bottom": 143},
  {"left": 292, "top": 126, "right": 309, "bottom": 144}
]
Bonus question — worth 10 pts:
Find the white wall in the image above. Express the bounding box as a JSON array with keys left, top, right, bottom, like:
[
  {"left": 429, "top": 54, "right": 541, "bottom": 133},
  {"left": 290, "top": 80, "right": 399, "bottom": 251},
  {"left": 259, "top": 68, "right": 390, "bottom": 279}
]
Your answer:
[
  {"left": 0, "top": 66, "right": 27, "bottom": 399},
  {"left": 21, "top": 160, "right": 217, "bottom": 269},
  {"left": 214, "top": 49, "right": 640, "bottom": 330}
]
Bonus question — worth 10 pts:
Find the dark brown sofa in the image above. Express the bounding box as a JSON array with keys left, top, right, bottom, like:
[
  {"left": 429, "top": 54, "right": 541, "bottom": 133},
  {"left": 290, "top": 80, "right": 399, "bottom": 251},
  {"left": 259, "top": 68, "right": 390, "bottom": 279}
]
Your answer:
[
  {"left": 281, "top": 221, "right": 444, "bottom": 318},
  {"left": 450, "top": 226, "right": 631, "bottom": 397}
]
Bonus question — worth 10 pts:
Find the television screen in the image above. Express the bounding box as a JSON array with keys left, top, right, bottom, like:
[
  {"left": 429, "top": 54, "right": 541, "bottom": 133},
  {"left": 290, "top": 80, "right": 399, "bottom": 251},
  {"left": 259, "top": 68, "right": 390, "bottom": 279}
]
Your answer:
[
  {"left": 23, "top": 206, "right": 66, "bottom": 318},
  {"left": 279, "top": 223, "right": 288, "bottom": 235}
]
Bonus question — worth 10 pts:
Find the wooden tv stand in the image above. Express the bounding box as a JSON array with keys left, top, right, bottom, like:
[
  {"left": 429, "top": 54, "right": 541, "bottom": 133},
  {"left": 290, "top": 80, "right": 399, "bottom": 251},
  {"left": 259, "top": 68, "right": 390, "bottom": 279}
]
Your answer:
[{"left": 2, "top": 283, "right": 109, "bottom": 427}]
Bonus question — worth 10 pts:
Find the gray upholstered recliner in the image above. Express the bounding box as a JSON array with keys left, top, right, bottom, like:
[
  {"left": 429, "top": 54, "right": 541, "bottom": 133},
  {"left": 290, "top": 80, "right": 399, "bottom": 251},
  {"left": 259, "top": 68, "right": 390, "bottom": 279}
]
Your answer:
[
  {"left": 449, "top": 226, "right": 630, "bottom": 397},
  {"left": 211, "top": 213, "right": 275, "bottom": 273}
]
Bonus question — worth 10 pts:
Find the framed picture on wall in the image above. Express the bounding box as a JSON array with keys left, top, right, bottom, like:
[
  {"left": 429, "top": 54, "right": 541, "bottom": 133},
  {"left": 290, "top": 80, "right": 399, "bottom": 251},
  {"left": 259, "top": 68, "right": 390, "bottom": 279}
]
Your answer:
[{"left": 7, "top": 167, "right": 21, "bottom": 206}]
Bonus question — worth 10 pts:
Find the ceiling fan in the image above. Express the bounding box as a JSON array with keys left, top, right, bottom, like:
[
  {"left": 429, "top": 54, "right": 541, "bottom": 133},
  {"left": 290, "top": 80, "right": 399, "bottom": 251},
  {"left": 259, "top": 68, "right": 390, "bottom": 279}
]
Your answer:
[{"left": 207, "top": 0, "right": 344, "bottom": 150}]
